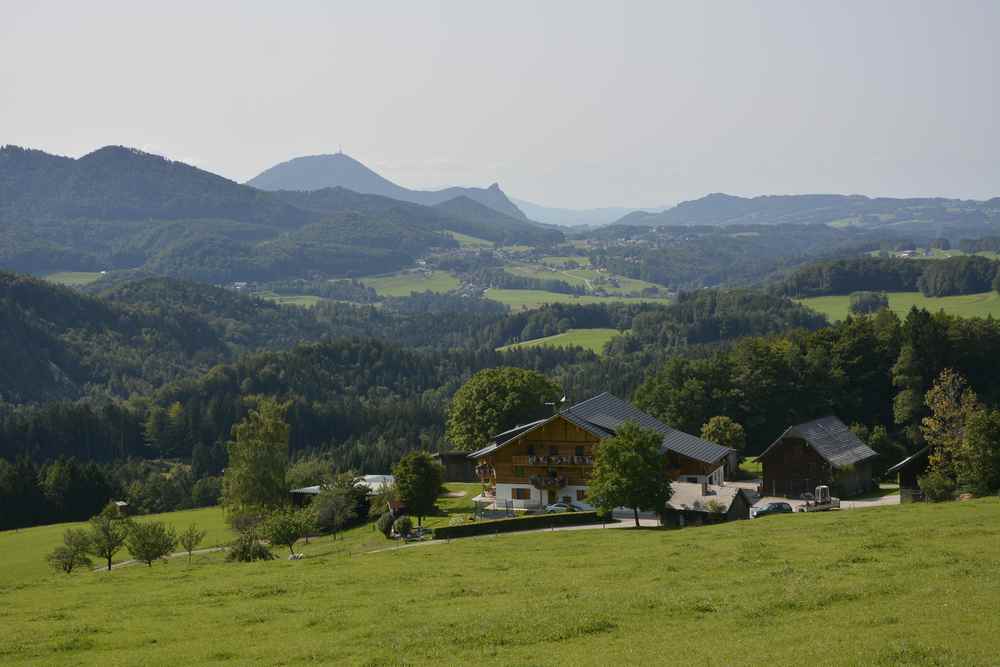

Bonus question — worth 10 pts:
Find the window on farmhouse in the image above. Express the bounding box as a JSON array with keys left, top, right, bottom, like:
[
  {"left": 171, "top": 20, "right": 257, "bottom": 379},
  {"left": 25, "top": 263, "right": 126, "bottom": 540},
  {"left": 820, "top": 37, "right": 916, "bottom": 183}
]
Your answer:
[
  {"left": 527, "top": 445, "right": 535, "bottom": 456},
  {"left": 549, "top": 446, "right": 559, "bottom": 456},
  {"left": 514, "top": 466, "right": 525, "bottom": 476},
  {"left": 512, "top": 488, "right": 531, "bottom": 500},
  {"left": 576, "top": 489, "right": 587, "bottom": 501},
  {"left": 575, "top": 446, "right": 585, "bottom": 457}
]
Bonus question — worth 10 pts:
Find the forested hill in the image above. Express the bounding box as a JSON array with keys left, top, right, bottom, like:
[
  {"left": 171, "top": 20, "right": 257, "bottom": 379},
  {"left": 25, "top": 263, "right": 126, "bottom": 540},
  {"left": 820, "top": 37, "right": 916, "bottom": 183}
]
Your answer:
[
  {"left": 617, "top": 192, "right": 1000, "bottom": 230},
  {"left": 1, "top": 145, "right": 557, "bottom": 281},
  {"left": 272, "top": 187, "right": 563, "bottom": 246},
  {"left": 0, "top": 271, "right": 338, "bottom": 402},
  {"left": 0, "top": 145, "right": 310, "bottom": 226},
  {"left": 247, "top": 152, "right": 528, "bottom": 220}
]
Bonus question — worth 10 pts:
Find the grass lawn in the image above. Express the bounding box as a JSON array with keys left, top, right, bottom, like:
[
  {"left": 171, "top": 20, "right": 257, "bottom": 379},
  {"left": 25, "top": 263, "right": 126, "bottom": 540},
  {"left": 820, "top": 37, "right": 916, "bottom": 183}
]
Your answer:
[
  {"left": 361, "top": 270, "right": 460, "bottom": 297},
  {"left": 42, "top": 271, "right": 103, "bottom": 286},
  {"left": 497, "top": 328, "right": 622, "bottom": 354},
  {"left": 254, "top": 291, "right": 324, "bottom": 308},
  {"left": 4, "top": 498, "right": 1000, "bottom": 664},
  {"left": 485, "top": 288, "right": 669, "bottom": 311},
  {"left": 797, "top": 291, "right": 1000, "bottom": 322},
  {"left": 0, "top": 506, "right": 231, "bottom": 587}
]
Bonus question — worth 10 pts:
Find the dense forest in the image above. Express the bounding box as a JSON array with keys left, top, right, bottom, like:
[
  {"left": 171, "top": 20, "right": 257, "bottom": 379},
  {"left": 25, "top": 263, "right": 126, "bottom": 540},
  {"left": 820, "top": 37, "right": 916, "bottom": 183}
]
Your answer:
[{"left": 778, "top": 255, "right": 1000, "bottom": 297}]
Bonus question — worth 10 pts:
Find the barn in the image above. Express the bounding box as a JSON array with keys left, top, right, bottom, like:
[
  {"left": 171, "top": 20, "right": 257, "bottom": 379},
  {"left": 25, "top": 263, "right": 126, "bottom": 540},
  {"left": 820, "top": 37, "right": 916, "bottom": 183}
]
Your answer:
[{"left": 757, "top": 416, "right": 878, "bottom": 498}]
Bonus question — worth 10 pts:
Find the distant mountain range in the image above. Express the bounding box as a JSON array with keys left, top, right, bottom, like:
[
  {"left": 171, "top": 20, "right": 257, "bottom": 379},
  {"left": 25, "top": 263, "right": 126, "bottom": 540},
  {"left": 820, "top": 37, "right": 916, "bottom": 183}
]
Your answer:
[
  {"left": 247, "top": 152, "right": 527, "bottom": 220},
  {"left": 612, "top": 192, "right": 1000, "bottom": 228},
  {"left": 512, "top": 198, "right": 668, "bottom": 227},
  {"left": 0, "top": 145, "right": 562, "bottom": 282}
]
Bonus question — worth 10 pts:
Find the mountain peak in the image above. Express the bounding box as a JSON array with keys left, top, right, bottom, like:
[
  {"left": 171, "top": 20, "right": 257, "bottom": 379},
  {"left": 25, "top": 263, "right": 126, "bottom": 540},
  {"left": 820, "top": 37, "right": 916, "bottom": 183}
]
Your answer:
[{"left": 247, "top": 153, "right": 527, "bottom": 219}]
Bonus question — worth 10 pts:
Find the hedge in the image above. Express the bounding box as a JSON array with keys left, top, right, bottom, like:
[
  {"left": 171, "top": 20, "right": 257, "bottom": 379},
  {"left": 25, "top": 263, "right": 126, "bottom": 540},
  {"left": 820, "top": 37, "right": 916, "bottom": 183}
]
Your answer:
[{"left": 433, "top": 511, "right": 607, "bottom": 539}]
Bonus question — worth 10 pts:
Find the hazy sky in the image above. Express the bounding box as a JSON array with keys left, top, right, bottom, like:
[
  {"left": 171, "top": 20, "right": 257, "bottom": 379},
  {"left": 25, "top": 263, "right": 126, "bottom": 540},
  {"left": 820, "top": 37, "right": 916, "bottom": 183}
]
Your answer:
[{"left": 2, "top": 1, "right": 997, "bottom": 208}]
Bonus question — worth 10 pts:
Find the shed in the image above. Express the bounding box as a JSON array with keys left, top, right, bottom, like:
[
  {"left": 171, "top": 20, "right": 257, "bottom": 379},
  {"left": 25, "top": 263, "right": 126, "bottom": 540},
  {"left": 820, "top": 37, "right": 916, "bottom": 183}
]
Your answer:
[
  {"left": 886, "top": 447, "right": 929, "bottom": 503},
  {"left": 662, "top": 482, "right": 752, "bottom": 528},
  {"left": 433, "top": 452, "right": 476, "bottom": 482},
  {"left": 757, "top": 416, "right": 877, "bottom": 498}
]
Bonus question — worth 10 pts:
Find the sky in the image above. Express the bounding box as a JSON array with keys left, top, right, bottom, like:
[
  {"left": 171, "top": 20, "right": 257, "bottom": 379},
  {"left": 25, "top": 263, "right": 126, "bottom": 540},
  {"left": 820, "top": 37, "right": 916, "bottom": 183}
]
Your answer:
[{"left": 2, "top": 1, "right": 998, "bottom": 209}]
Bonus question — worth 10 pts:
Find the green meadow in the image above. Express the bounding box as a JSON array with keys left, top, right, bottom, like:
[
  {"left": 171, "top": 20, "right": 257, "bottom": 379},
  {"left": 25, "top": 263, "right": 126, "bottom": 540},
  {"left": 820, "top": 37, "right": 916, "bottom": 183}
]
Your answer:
[
  {"left": 361, "top": 270, "right": 461, "bottom": 297},
  {"left": 42, "top": 271, "right": 103, "bottom": 286},
  {"left": 446, "top": 230, "right": 494, "bottom": 248},
  {"left": 485, "top": 288, "right": 668, "bottom": 311},
  {"left": 254, "top": 291, "right": 324, "bottom": 308},
  {"left": 797, "top": 291, "right": 1000, "bottom": 322},
  {"left": 4, "top": 497, "right": 1000, "bottom": 664},
  {"left": 497, "top": 328, "right": 622, "bottom": 354}
]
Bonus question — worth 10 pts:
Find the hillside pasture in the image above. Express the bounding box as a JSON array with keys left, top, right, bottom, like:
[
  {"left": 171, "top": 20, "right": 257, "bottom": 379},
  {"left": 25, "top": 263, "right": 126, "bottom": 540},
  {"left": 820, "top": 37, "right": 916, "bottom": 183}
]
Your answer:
[
  {"left": 797, "top": 291, "right": 1000, "bottom": 321},
  {"left": 361, "top": 270, "right": 460, "bottom": 297},
  {"left": 497, "top": 328, "right": 622, "bottom": 354},
  {"left": 3, "top": 499, "right": 1000, "bottom": 664},
  {"left": 254, "top": 291, "right": 324, "bottom": 308},
  {"left": 41, "top": 271, "right": 103, "bottom": 286},
  {"left": 446, "top": 230, "right": 494, "bottom": 249},
  {"left": 484, "top": 288, "right": 669, "bottom": 311}
]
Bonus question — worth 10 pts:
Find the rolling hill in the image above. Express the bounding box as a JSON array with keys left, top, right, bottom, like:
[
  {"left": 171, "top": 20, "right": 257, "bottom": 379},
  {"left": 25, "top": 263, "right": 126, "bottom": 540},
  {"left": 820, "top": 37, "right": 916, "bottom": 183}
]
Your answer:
[
  {"left": 2, "top": 145, "right": 557, "bottom": 281},
  {"left": 247, "top": 152, "right": 528, "bottom": 219},
  {"left": 615, "top": 192, "right": 1000, "bottom": 231},
  {"left": 272, "top": 187, "right": 563, "bottom": 246}
]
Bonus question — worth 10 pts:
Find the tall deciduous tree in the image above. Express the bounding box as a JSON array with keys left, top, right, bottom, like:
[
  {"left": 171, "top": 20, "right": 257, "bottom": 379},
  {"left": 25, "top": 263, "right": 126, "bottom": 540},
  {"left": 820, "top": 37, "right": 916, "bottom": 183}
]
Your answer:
[
  {"left": 392, "top": 452, "right": 443, "bottom": 526},
  {"left": 88, "top": 503, "right": 132, "bottom": 571},
  {"left": 588, "top": 422, "right": 672, "bottom": 528},
  {"left": 222, "top": 397, "right": 290, "bottom": 514},
  {"left": 921, "top": 369, "right": 978, "bottom": 479},
  {"left": 446, "top": 368, "right": 561, "bottom": 452}
]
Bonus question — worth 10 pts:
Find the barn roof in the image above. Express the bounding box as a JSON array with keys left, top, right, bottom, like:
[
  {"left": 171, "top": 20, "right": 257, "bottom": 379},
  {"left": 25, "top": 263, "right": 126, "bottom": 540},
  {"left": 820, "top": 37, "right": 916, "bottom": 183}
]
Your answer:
[
  {"left": 758, "top": 416, "right": 878, "bottom": 468},
  {"left": 469, "top": 392, "right": 732, "bottom": 465}
]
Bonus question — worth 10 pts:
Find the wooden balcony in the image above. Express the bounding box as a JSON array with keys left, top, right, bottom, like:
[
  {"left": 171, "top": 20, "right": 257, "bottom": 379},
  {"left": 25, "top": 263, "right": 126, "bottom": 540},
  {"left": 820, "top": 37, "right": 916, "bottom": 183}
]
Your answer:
[{"left": 511, "top": 455, "right": 594, "bottom": 467}]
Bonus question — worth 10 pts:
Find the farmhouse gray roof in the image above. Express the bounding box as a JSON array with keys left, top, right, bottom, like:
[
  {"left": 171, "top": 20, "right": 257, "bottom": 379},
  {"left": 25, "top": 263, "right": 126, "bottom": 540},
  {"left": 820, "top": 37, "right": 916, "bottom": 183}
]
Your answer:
[
  {"left": 758, "top": 416, "right": 878, "bottom": 468},
  {"left": 469, "top": 392, "right": 732, "bottom": 465}
]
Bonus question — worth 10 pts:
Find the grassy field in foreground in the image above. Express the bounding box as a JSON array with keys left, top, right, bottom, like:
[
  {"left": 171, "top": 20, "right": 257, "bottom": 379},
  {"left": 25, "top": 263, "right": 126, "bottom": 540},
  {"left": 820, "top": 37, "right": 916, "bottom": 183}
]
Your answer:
[
  {"left": 497, "top": 328, "right": 621, "bottom": 354},
  {"left": 485, "top": 288, "right": 668, "bottom": 311},
  {"left": 361, "top": 270, "right": 460, "bottom": 297},
  {"left": 797, "top": 291, "right": 1000, "bottom": 322},
  {"left": 4, "top": 498, "right": 1000, "bottom": 664},
  {"left": 42, "top": 271, "right": 103, "bottom": 286},
  {"left": 0, "top": 506, "right": 231, "bottom": 586}
]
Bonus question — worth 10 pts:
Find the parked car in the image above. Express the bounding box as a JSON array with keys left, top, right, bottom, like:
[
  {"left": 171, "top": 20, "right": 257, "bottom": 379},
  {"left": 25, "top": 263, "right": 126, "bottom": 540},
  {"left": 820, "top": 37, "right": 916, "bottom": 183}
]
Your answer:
[
  {"left": 750, "top": 502, "right": 794, "bottom": 519},
  {"left": 544, "top": 502, "right": 585, "bottom": 513}
]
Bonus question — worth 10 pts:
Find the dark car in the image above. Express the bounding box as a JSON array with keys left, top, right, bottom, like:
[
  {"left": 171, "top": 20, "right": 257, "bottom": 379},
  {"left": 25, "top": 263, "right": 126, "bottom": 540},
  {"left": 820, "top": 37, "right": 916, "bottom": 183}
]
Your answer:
[{"left": 750, "top": 502, "right": 794, "bottom": 519}]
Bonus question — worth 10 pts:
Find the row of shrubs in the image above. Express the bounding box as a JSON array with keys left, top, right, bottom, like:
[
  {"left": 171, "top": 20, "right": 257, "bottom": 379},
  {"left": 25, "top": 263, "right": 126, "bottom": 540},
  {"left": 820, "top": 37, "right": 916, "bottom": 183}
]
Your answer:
[{"left": 432, "top": 511, "right": 605, "bottom": 539}]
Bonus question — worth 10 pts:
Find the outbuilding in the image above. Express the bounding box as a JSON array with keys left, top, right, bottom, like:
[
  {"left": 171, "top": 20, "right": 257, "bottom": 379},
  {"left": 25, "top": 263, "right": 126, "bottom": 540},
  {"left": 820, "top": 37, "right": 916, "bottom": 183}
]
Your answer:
[
  {"left": 662, "top": 482, "right": 752, "bottom": 527},
  {"left": 886, "top": 447, "right": 929, "bottom": 503},
  {"left": 757, "top": 416, "right": 877, "bottom": 498}
]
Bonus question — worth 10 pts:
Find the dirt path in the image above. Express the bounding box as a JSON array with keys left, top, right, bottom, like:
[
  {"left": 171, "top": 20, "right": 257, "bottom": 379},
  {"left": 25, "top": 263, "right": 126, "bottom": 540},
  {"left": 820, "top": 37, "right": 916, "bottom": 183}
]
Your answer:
[{"left": 93, "top": 545, "right": 225, "bottom": 572}]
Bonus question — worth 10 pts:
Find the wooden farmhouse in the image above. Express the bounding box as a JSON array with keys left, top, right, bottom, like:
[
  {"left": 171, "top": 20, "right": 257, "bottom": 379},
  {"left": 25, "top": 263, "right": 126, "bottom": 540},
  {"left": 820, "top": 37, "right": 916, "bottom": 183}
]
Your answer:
[
  {"left": 468, "top": 393, "right": 732, "bottom": 511},
  {"left": 757, "top": 416, "right": 878, "bottom": 498}
]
